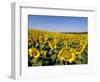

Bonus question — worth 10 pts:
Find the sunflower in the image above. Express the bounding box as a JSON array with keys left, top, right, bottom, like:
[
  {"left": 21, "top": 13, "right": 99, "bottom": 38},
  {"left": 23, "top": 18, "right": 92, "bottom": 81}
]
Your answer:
[
  {"left": 28, "top": 48, "right": 40, "bottom": 58},
  {"left": 48, "top": 39, "right": 57, "bottom": 49},
  {"left": 33, "top": 34, "right": 39, "bottom": 42},
  {"left": 75, "top": 45, "right": 85, "bottom": 55},
  {"left": 39, "top": 35, "right": 47, "bottom": 44},
  {"left": 58, "top": 48, "right": 75, "bottom": 63},
  {"left": 80, "top": 39, "right": 87, "bottom": 47}
]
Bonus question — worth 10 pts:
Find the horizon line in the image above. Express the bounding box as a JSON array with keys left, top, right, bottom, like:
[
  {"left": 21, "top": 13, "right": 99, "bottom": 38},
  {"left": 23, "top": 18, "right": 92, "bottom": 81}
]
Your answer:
[{"left": 28, "top": 28, "right": 88, "bottom": 33}]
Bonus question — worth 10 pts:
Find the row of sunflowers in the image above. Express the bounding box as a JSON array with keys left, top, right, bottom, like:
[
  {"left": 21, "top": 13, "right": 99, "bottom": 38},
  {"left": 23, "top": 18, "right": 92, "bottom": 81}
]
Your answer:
[{"left": 28, "top": 28, "right": 88, "bottom": 66}]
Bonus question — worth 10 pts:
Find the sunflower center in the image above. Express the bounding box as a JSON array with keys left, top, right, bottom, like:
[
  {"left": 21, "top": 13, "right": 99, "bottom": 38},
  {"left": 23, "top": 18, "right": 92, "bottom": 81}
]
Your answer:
[
  {"left": 32, "top": 50, "right": 37, "bottom": 56},
  {"left": 61, "top": 49, "right": 72, "bottom": 59}
]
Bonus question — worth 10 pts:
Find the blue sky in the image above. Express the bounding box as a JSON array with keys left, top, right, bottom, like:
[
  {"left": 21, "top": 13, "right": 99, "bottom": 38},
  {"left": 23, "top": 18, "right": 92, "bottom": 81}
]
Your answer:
[{"left": 28, "top": 15, "right": 88, "bottom": 32}]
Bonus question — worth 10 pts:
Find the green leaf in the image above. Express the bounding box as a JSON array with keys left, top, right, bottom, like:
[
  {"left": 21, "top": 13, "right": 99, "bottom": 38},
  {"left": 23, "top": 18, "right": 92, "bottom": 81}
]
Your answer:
[
  {"left": 53, "top": 49, "right": 58, "bottom": 53},
  {"left": 40, "top": 44, "right": 44, "bottom": 49},
  {"left": 50, "top": 54, "right": 56, "bottom": 63},
  {"left": 37, "top": 61, "right": 42, "bottom": 66},
  {"left": 35, "top": 43, "right": 40, "bottom": 48},
  {"left": 56, "top": 60, "right": 64, "bottom": 65},
  {"left": 32, "top": 41, "right": 35, "bottom": 48},
  {"left": 32, "top": 63, "right": 37, "bottom": 66},
  {"left": 48, "top": 50, "right": 53, "bottom": 55},
  {"left": 43, "top": 45, "right": 50, "bottom": 50},
  {"left": 32, "top": 58, "right": 38, "bottom": 63},
  {"left": 75, "top": 60, "right": 82, "bottom": 64}
]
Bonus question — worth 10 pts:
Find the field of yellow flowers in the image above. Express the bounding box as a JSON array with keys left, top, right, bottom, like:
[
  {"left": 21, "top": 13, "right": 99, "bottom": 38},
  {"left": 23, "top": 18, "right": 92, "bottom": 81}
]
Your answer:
[{"left": 28, "top": 29, "right": 88, "bottom": 66}]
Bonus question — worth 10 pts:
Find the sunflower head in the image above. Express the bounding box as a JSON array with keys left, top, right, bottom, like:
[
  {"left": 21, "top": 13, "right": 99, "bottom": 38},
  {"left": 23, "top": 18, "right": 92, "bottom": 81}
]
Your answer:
[
  {"left": 39, "top": 35, "right": 47, "bottom": 44},
  {"left": 28, "top": 48, "right": 40, "bottom": 58},
  {"left": 48, "top": 39, "right": 57, "bottom": 49},
  {"left": 58, "top": 48, "right": 75, "bottom": 63},
  {"left": 76, "top": 45, "right": 84, "bottom": 55},
  {"left": 80, "top": 40, "right": 87, "bottom": 46}
]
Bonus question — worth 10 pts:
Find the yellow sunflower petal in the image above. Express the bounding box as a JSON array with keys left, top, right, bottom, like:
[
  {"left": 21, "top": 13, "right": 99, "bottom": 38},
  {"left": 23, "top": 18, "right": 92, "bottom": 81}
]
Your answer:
[{"left": 28, "top": 48, "right": 40, "bottom": 58}]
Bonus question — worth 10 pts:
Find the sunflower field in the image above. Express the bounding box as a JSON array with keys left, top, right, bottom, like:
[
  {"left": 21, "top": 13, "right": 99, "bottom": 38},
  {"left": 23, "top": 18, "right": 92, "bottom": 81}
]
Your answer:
[{"left": 28, "top": 29, "right": 88, "bottom": 66}]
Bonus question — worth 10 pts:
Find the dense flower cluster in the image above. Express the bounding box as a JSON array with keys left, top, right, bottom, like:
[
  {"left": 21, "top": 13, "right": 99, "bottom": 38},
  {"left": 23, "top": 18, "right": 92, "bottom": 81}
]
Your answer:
[{"left": 28, "top": 29, "right": 88, "bottom": 66}]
